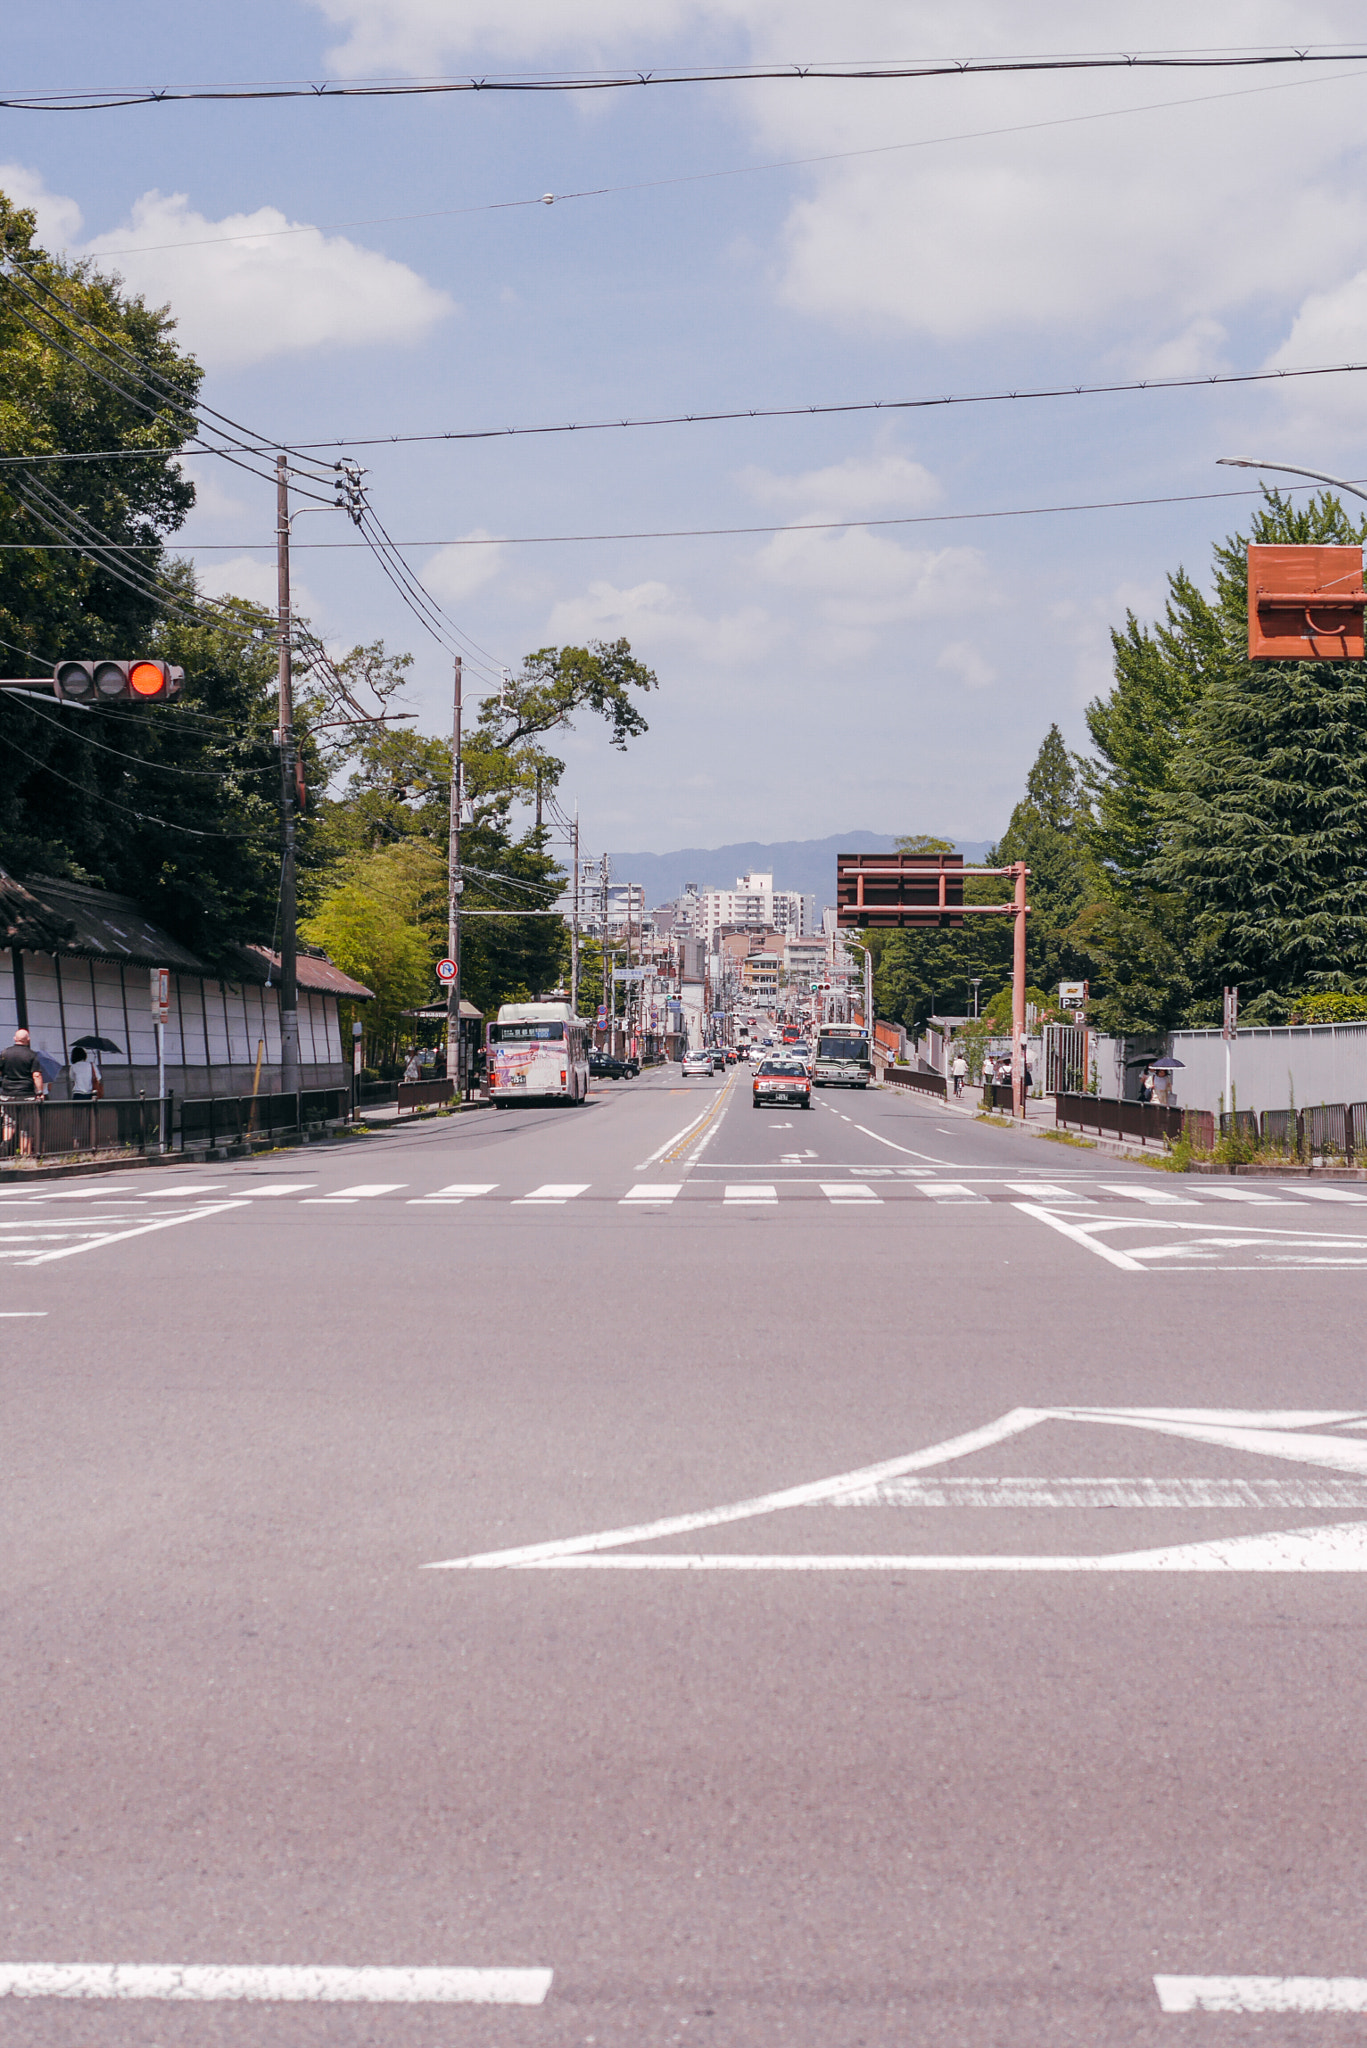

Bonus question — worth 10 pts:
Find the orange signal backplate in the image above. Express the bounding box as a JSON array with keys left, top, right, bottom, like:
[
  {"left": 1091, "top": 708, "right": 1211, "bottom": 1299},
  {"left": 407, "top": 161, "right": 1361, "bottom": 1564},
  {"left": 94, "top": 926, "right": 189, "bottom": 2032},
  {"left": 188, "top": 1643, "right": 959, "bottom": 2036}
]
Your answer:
[{"left": 1247, "top": 543, "right": 1365, "bottom": 660}]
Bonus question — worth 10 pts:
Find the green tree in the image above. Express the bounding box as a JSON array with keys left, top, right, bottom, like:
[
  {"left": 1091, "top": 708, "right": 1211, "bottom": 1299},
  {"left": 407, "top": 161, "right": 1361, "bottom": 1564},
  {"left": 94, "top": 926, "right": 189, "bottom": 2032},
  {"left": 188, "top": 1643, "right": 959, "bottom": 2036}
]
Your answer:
[{"left": 301, "top": 842, "right": 442, "bottom": 1068}]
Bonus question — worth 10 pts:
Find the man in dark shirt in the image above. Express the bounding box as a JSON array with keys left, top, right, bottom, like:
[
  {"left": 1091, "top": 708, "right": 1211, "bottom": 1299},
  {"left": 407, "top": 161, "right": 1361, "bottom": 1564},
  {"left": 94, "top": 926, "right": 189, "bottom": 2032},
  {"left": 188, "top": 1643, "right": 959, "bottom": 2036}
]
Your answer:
[
  {"left": 0, "top": 1028, "right": 44, "bottom": 1099},
  {"left": 0, "top": 1028, "right": 45, "bottom": 1156}
]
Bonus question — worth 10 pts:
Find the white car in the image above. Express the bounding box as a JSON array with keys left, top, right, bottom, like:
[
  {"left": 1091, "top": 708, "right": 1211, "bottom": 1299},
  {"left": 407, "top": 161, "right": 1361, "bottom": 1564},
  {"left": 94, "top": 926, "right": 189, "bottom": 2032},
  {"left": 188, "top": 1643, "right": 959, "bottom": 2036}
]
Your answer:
[{"left": 681, "top": 1050, "right": 715, "bottom": 1077}]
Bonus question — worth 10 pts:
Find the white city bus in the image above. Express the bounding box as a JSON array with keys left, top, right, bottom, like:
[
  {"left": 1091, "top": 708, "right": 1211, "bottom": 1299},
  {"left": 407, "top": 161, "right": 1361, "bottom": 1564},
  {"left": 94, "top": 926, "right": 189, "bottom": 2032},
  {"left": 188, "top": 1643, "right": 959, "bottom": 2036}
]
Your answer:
[
  {"left": 487, "top": 1001, "right": 590, "bottom": 1106},
  {"left": 813, "top": 1028, "right": 873, "bottom": 1089}
]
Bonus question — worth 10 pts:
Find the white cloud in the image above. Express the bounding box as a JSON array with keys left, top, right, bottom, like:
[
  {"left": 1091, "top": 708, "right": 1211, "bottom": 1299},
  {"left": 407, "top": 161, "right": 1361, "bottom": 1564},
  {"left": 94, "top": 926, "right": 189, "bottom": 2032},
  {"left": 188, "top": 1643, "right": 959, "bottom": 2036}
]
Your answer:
[
  {"left": 936, "top": 640, "right": 997, "bottom": 691},
  {"left": 80, "top": 193, "right": 453, "bottom": 371},
  {"left": 0, "top": 161, "right": 83, "bottom": 246},
  {"left": 422, "top": 535, "right": 506, "bottom": 606},
  {"left": 192, "top": 552, "right": 318, "bottom": 616},
  {"left": 312, "top": 0, "right": 716, "bottom": 72},
  {"left": 755, "top": 526, "right": 992, "bottom": 629},
  {"left": 739, "top": 451, "right": 940, "bottom": 520},
  {"left": 545, "top": 577, "right": 771, "bottom": 665}
]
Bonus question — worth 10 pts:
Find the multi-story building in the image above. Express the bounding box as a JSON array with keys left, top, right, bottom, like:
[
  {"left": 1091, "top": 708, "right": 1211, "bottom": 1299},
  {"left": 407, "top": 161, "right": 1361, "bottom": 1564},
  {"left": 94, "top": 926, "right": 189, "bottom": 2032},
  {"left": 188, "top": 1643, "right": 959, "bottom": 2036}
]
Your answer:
[{"left": 694, "top": 873, "right": 816, "bottom": 944}]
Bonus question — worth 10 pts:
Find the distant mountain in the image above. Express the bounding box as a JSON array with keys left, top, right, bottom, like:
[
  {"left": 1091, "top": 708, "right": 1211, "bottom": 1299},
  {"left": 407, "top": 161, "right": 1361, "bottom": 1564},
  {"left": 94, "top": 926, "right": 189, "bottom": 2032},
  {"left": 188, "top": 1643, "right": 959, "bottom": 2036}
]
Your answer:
[{"left": 605, "top": 833, "right": 996, "bottom": 908}]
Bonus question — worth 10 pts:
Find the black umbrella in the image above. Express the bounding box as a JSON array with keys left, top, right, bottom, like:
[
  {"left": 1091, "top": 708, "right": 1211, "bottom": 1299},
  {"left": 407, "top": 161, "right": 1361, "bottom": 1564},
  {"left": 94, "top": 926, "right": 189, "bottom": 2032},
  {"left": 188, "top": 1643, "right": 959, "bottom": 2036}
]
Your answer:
[{"left": 71, "top": 1036, "right": 122, "bottom": 1054}]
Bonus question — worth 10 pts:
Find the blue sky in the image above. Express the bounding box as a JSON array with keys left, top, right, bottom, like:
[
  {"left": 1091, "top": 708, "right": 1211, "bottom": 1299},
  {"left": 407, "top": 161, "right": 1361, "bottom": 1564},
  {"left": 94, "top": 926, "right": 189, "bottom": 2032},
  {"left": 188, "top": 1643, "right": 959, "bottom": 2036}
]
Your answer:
[{"left": 6, "top": 2, "right": 1367, "bottom": 858}]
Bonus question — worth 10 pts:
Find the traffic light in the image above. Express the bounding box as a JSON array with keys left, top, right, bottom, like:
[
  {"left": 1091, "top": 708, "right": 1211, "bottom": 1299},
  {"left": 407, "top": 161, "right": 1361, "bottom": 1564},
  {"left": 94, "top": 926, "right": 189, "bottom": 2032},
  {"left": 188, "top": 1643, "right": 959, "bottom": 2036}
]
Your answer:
[{"left": 53, "top": 659, "right": 184, "bottom": 704}]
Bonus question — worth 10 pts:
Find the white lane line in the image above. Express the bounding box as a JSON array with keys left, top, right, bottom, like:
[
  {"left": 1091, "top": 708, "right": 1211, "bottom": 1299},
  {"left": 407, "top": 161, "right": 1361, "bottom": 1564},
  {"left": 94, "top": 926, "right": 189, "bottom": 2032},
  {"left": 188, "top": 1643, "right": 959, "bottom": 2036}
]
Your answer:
[
  {"left": 838, "top": 1476, "right": 1367, "bottom": 1507},
  {"left": 725, "top": 1184, "right": 777, "bottom": 1205},
  {"left": 852, "top": 1123, "right": 948, "bottom": 1162},
  {"left": 242, "top": 1182, "right": 318, "bottom": 1198},
  {"left": 1006, "top": 1182, "right": 1096, "bottom": 1204},
  {"left": 917, "top": 1182, "right": 988, "bottom": 1204},
  {"left": 1098, "top": 1183, "right": 1199, "bottom": 1205},
  {"left": 302, "top": 1183, "right": 406, "bottom": 1204},
  {"left": 1015, "top": 1201, "right": 1145, "bottom": 1270},
  {"left": 0, "top": 1311, "right": 47, "bottom": 1317},
  {"left": 505, "top": 1530, "right": 1367, "bottom": 1568},
  {"left": 821, "top": 1183, "right": 881, "bottom": 1204},
  {"left": 0, "top": 1964, "right": 553, "bottom": 2006},
  {"left": 621, "top": 1184, "right": 682, "bottom": 1205},
  {"left": 408, "top": 1184, "right": 496, "bottom": 1205},
  {"left": 514, "top": 1183, "right": 589, "bottom": 1205},
  {"left": 1292, "top": 1185, "right": 1367, "bottom": 1202},
  {"left": 636, "top": 1101, "right": 717, "bottom": 1169},
  {"left": 429, "top": 1408, "right": 1045, "bottom": 1570},
  {"left": 1155, "top": 1976, "right": 1367, "bottom": 2013},
  {"left": 19, "top": 1201, "right": 250, "bottom": 1265}
]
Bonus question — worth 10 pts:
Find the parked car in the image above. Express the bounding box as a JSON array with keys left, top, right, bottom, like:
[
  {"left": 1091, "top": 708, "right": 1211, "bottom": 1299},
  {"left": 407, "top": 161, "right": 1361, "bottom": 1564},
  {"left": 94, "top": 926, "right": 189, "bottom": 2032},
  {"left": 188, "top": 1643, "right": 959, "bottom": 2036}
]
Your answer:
[
  {"left": 752, "top": 1057, "right": 813, "bottom": 1109},
  {"left": 681, "top": 1049, "right": 715, "bottom": 1078},
  {"left": 589, "top": 1051, "right": 632, "bottom": 1080}
]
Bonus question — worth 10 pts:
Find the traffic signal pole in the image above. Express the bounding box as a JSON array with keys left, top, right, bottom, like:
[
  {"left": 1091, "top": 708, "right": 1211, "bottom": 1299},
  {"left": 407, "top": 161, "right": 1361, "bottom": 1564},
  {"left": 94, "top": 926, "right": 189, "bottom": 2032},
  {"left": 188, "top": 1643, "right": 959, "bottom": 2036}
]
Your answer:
[
  {"left": 276, "top": 455, "right": 301, "bottom": 1100},
  {"left": 445, "top": 656, "right": 463, "bottom": 1089},
  {"left": 1011, "top": 860, "right": 1028, "bottom": 1120}
]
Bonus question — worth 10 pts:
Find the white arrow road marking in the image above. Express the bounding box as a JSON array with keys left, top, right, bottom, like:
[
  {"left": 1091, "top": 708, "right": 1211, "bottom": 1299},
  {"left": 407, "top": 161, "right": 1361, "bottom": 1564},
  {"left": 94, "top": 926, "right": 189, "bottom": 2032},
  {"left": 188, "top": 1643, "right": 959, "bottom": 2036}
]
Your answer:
[
  {"left": 1156, "top": 1977, "right": 1367, "bottom": 2013},
  {"left": 16, "top": 1201, "right": 249, "bottom": 1266},
  {"left": 428, "top": 1407, "right": 1367, "bottom": 1573},
  {"left": 0, "top": 1964, "right": 552, "bottom": 2005},
  {"left": 1015, "top": 1202, "right": 1146, "bottom": 1268}
]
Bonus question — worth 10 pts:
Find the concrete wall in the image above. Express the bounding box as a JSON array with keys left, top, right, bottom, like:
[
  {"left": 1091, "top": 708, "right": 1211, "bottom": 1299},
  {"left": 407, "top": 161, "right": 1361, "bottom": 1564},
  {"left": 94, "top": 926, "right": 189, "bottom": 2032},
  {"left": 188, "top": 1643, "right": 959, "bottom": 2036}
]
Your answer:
[
  {"left": 0, "top": 951, "right": 346, "bottom": 1097},
  {"left": 1167, "top": 1023, "right": 1367, "bottom": 1115}
]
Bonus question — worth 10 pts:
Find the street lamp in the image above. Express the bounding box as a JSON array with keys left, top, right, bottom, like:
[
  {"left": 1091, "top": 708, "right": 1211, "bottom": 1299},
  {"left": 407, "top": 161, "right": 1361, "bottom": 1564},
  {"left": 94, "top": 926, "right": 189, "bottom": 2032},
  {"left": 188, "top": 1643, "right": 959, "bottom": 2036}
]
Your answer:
[
  {"left": 1217, "top": 456, "right": 1367, "bottom": 509},
  {"left": 970, "top": 977, "right": 981, "bottom": 1019}
]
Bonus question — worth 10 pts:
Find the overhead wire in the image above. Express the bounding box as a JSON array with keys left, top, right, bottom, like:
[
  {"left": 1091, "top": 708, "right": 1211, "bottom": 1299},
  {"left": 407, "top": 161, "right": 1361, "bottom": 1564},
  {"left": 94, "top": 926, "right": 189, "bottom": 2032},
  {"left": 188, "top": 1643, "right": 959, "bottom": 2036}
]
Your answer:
[
  {"left": 1, "top": 685, "right": 276, "bottom": 779},
  {"left": 2, "top": 44, "right": 1367, "bottom": 112}
]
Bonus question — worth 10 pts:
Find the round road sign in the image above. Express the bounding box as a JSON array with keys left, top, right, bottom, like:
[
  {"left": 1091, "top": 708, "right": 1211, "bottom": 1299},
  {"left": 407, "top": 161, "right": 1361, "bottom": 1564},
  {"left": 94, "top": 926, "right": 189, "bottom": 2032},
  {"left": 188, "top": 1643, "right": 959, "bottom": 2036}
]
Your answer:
[{"left": 436, "top": 959, "right": 457, "bottom": 982}]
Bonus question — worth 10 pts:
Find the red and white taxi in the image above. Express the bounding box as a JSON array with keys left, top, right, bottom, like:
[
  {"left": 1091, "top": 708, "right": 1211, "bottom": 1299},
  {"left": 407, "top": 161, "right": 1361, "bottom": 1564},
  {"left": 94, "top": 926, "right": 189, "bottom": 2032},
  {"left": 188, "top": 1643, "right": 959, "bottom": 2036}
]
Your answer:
[{"left": 752, "top": 1056, "right": 812, "bottom": 1109}]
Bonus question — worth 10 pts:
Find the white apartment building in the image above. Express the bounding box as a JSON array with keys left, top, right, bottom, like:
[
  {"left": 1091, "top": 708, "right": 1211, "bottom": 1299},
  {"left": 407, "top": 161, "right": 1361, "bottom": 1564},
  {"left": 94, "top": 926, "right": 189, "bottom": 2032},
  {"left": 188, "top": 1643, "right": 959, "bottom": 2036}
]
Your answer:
[{"left": 694, "top": 873, "right": 816, "bottom": 944}]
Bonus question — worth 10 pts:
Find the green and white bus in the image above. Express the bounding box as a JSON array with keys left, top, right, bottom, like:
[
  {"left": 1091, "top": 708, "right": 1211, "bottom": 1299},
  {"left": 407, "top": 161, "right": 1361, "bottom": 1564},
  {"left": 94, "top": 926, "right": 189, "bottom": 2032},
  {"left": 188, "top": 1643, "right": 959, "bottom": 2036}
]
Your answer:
[{"left": 813, "top": 1029, "right": 872, "bottom": 1089}]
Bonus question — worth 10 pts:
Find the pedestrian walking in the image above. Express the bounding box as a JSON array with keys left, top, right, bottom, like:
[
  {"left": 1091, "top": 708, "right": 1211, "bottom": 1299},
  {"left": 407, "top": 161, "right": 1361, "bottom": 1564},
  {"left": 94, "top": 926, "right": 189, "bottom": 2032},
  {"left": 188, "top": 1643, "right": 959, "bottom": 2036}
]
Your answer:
[
  {"left": 0, "top": 1027, "right": 47, "bottom": 1156},
  {"left": 1138, "top": 1067, "right": 1153, "bottom": 1105},
  {"left": 951, "top": 1049, "right": 968, "bottom": 1098},
  {"left": 402, "top": 1050, "right": 422, "bottom": 1084},
  {"left": 69, "top": 1043, "right": 102, "bottom": 1101}
]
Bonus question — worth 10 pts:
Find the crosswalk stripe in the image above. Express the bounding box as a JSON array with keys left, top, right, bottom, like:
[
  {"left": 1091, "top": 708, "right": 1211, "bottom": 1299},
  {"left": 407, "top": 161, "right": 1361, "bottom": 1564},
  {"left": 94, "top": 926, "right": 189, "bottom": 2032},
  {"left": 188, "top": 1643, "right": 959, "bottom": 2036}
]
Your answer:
[
  {"left": 514, "top": 1184, "right": 589, "bottom": 1204},
  {"left": 1006, "top": 1182, "right": 1096, "bottom": 1204},
  {"left": 408, "top": 1184, "right": 497, "bottom": 1205},
  {"left": 1098, "top": 1183, "right": 1198, "bottom": 1205},
  {"left": 917, "top": 1183, "right": 988, "bottom": 1203},
  {"left": 725, "top": 1185, "right": 777, "bottom": 1204},
  {"left": 1198, "top": 1187, "right": 1304, "bottom": 1203},
  {"left": 1293, "top": 1185, "right": 1367, "bottom": 1203},
  {"left": 302, "top": 1183, "right": 406, "bottom": 1203},
  {"left": 820, "top": 1183, "right": 882, "bottom": 1203},
  {"left": 246, "top": 1182, "right": 318, "bottom": 1197},
  {"left": 621, "top": 1184, "right": 682, "bottom": 1204}
]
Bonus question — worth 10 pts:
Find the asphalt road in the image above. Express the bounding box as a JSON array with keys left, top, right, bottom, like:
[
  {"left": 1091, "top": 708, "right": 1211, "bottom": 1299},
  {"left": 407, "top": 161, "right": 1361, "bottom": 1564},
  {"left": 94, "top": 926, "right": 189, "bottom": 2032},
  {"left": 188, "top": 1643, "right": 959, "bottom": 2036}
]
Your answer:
[{"left": 5, "top": 1066, "right": 1367, "bottom": 2044}]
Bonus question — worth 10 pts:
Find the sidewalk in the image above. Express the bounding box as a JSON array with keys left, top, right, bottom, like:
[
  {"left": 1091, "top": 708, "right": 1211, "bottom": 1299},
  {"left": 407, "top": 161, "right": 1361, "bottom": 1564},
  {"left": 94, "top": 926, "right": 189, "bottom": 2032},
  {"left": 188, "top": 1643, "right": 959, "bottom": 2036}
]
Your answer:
[{"left": 915, "top": 1081, "right": 1169, "bottom": 1164}]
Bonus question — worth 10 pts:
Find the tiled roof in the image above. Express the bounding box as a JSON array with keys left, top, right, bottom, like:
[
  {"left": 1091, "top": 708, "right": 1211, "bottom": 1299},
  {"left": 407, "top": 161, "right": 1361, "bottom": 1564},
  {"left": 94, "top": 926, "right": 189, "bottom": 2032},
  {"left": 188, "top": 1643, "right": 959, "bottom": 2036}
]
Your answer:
[
  {"left": 10, "top": 874, "right": 205, "bottom": 972},
  {"left": 235, "top": 946, "right": 374, "bottom": 1001}
]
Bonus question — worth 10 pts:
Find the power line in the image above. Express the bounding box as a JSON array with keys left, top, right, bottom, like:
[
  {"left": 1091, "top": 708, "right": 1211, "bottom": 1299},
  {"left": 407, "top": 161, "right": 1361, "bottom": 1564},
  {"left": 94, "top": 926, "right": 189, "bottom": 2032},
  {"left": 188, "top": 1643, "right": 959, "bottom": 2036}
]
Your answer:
[
  {"left": 4, "top": 355, "right": 1363, "bottom": 469},
  {"left": 73, "top": 61, "right": 1367, "bottom": 259},
  {"left": 6, "top": 473, "right": 1354, "bottom": 556},
  {"left": 2, "top": 44, "right": 1366, "bottom": 111}
]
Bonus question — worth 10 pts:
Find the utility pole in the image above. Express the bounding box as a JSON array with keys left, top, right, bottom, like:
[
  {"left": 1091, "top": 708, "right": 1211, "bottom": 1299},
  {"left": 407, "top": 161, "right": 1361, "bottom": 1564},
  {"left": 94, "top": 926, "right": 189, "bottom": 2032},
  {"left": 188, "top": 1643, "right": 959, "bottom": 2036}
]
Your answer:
[
  {"left": 445, "top": 655, "right": 464, "bottom": 1089},
  {"left": 1011, "top": 860, "right": 1029, "bottom": 1120},
  {"left": 570, "top": 803, "right": 580, "bottom": 1016},
  {"left": 276, "top": 454, "right": 301, "bottom": 1100},
  {"left": 601, "top": 854, "right": 611, "bottom": 1053}
]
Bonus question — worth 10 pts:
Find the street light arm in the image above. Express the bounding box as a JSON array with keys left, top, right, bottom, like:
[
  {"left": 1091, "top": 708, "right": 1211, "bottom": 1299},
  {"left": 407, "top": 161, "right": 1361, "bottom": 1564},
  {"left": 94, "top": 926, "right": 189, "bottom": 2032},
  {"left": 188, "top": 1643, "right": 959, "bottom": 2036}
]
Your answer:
[{"left": 1216, "top": 456, "right": 1367, "bottom": 508}]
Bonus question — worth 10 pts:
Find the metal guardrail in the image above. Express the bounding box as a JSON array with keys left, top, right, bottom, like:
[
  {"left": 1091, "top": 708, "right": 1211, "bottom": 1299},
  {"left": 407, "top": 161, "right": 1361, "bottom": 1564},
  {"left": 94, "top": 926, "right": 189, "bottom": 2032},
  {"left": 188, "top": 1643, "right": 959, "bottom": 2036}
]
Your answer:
[
  {"left": 179, "top": 1088, "right": 351, "bottom": 1150},
  {"left": 1235, "top": 1102, "right": 1367, "bottom": 1161},
  {"left": 882, "top": 1065, "right": 947, "bottom": 1099},
  {"left": 396, "top": 1077, "right": 455, "bottom": 1114},
  {"left": 0, "top": 1097, "right": 164, "bottom": 1160},
  {"left": 1054, "top": 1092, "right": 1215, "bottom": 1151}
]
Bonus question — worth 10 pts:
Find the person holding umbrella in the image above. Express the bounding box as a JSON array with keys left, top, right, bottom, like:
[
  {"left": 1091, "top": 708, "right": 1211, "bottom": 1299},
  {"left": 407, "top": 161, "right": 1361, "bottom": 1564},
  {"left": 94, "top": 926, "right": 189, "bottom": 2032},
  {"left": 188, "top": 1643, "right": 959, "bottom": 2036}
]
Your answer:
[
  {"left": 0, "top": 1027, "right": 47, "bottom": 1156},
  {"left": 69, "top": 1042, "right": 103, "bottom": 1102}
]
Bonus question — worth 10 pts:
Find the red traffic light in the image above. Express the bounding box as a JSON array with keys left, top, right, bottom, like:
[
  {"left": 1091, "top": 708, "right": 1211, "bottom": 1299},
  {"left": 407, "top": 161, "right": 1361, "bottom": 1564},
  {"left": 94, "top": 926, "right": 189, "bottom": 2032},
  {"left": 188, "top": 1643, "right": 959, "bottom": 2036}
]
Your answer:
[{"left": 53, "top": 659, "right": 183, "bottom": 703}]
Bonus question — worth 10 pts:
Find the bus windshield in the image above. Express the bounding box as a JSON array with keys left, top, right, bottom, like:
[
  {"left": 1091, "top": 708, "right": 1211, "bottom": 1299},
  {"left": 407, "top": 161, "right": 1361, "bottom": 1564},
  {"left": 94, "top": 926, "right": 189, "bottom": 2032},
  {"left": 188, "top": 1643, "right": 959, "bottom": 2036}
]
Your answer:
[
  {"left": 818, "top": 1037, "right": 870, "bottom": 1062},
  {"left": 490, "top": 1022, "right": 564, "bottom": 1042}
]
